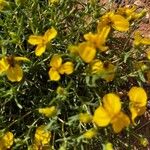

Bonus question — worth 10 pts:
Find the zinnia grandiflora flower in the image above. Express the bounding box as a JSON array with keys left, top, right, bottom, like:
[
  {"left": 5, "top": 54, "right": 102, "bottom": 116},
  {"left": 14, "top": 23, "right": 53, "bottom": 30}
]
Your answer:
[
  {"left": 97, "top": 12, "right": 129, "bottom": 34},
  {"left": 28, "top": 27, "right": 57, "bottom": 56},
  {"left": 133, "top": 31, "right": 150, "bottom": 46},
  {"left": 49, "top": 54, "right": 74, "bottom": 81},
  {"left": 93, "top": 93, "right": 130, "bottom": 133},
  {"left": 128, "top": 86, "right": 147, "bottom": 123},
  {"left": 0, "top": 132, "right": 14, "bottom": 150},
  {"left": 0, "top": 56, "right": 29, "bottom": 82}
]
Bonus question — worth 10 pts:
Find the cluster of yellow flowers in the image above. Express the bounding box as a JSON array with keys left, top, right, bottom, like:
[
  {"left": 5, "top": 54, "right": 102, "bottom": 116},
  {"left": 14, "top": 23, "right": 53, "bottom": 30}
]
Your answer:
[{"left": 0, "top": 3, "right": 150, "bottom": 149}]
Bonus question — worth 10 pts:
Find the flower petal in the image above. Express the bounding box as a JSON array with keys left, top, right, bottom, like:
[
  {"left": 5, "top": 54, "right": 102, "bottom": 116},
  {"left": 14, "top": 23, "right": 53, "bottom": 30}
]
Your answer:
[
  {"left": 50, "top": 54, "right": 62, "bottom": 68},
  {"left": 78, "top": 42, "right": 96, "bottom": 63},
  {"left": 128, "top": 86, "right": 147, "bottom": 107},
  {"left": 59, "top": 62, "right": 74, "bottom": 75},
  {"left": 129, "top": 104, "right": 146, "bottom": 123},
  {"left": 48, "top": 68, "right": 60, "bottom": 81},
  {"left": 44, "top": 27, "right": 57, "bottom": 42},
  {"left": 111, "top": 112, "right": 130, "bottom": 133},
  {"left": 103, "top": 93, "right": 121, "bottom": 117},
  {"left": 35, "top": 44, "right": 46, "bottom": 56},
  {"left": 6, "top": 64, "right": 23, "bottom": 82},
  {"left": 0, "top": 58, "right": 9, "bottom": 74},
  {"left": 28, "top": 35, "right": 43, "bottom": 45},
  {"left": 93, "top": 106, "right": 111, "bottom": 127},
  {"left": 111, "top": 15, "right": 129, "bottom": 31}
]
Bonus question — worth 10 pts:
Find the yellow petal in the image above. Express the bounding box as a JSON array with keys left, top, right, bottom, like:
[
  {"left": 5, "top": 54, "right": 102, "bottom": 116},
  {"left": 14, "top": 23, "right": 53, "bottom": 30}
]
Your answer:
[
  {"left": 34, "top": 125, "right": 51, "bottom": 145},
  {"left": 111, "top": 15, "right": 129, "bottom": 31},
  {"left": 48, "top": 68, "right": 60, "bottom": 81},
  {"left": 44, "top": 27, "right": 57, "bottom": 43},
  {"left": 38, "top": 106, "right": 57, "bottom": 117},
  {"left": 0, "top": 58, "right": 9, "bottom": 74},
  {"left": 98, "top": 26, "right": 111, "bottom": 43},
  {"left": 28, "top": 35, "right": 43, "bottom": 45},
  {"left": 78, "top": 42, "right": 96, "bottom": 63},
  {"left": 50, "top": 54, "right": 62, "bottom": 68},
  {"left": 93, "top": 106, "right": 111, "bottom": 127},
  {"left": 58, "top": 62, "right": 74, "bottom": 75},
  {"left": 141, "top": 38, "right": 150, "bottom": 45},
  {"left": 90, "top": 59, "right": 104, "bottom": 74},
  {"left": 6, "top": 64, "right": 23, "bottom": 82},
  {"left": 14, "top": 57, "right": 30, "bottom": 62},
  {"left": 129, "top": 104, "right": 146, "bottom": 123},
  {"left": 35, "top": 44, "right": 46, "bottom": 56},
  {"left": 111, "top": 112, "right": 130, "bottom": 133},
  {"left": 103, "top": 93, "right": 121, "bottom": 117},
  {"left": 128, "top": 86, "right": 147, "bottom": 107}
]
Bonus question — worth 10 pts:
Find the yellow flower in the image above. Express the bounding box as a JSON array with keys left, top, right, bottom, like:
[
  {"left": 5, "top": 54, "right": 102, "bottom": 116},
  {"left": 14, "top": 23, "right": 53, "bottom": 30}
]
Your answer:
[
  {"left": 83, "top": 128, "right": 97, "bottom": 139},
  {"left": 34, "top": 125, "right": 51, "bottom": 145},
  {"left": 38, "top": 106, "right": 57, "bottom": 117},
  {"left": 84, "top": 31, "right": 109, "bottom": 52},
  {"left": 104, "top": 142, "right": 114, "bottom": 150},
  {"left": 128, "top": 86, "right": 147, "bottom": 123},
  {"left": 117, "top": 6, "right": 146, "bottom": 21},
  {"left": 97, "top": 12, "right": 129, "bottom": 33},
  {"left": 0, "top": 56, "right": 29, "bottom": 82},
  {"left": 93, "top": 93, "right": 130, "bottom": 133},
  {"left": 133, "top": 31, "right": 150, "bottom": 46},
  {"left": 0, "top": 132, "right": 14, "bottom": 149},
  {"left": 79, "top": 113, "right": 92, "bottom": 123},
  {"left": 48, "top": 54, "right": 74, "bottom": 81},
  {"left": 28, "top": 27, "right": 57, "bottom": 56}
]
